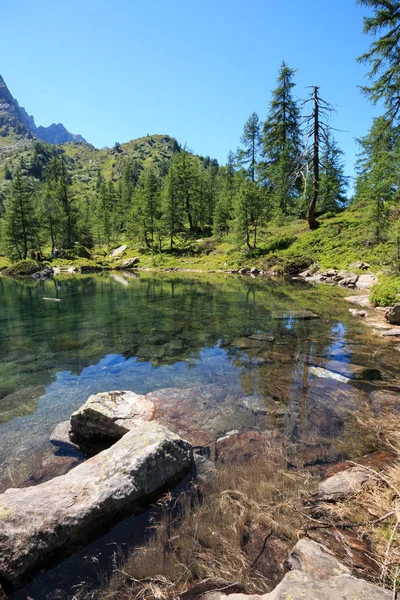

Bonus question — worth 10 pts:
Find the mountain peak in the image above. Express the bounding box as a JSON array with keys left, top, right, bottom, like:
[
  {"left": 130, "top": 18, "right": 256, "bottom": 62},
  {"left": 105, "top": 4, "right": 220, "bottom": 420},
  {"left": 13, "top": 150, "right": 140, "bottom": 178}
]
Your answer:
[{"left": 0, "top": 74, "right": 88, "bottom": 145}]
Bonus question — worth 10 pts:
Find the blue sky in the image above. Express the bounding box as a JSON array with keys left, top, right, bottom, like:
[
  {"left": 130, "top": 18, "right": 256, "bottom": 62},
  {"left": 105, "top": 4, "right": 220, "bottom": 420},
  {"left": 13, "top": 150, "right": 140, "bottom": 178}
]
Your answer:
[{"left": 2, "top": 0, "right": 377, "bottom": 190}]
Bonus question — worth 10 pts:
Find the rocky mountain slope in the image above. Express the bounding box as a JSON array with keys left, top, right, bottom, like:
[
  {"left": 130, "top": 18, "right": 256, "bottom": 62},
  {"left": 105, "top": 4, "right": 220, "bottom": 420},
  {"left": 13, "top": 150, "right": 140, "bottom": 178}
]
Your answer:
[{"left": 0, "top": 74, "right": 87, "bottom": 146}]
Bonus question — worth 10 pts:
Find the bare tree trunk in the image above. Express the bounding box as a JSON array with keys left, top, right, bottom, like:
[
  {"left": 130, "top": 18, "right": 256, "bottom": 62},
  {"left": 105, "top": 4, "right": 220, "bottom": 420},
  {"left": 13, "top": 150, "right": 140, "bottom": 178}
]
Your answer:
[{"left": 308, "top": 87, "right": 320, "bottom": 230}]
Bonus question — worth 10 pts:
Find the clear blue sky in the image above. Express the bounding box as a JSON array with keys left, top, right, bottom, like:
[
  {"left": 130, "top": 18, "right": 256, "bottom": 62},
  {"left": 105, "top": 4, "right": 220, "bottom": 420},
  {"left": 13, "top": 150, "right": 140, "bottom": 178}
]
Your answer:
[{"left": 2, "top": 0, "right": 378, "bottom": 191}]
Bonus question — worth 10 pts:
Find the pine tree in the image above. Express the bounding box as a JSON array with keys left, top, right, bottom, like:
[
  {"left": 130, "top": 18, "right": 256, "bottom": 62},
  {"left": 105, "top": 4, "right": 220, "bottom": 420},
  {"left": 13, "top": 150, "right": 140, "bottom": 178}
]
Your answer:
[
  {"left": 132, "top": 166, "right": 161, "bottom": 246},
  {"left": 161, "top": 162, "right": 184, "bottom": 250},
  {"left": 358, "top": 0, "right": 400, "bottom": 123},
  {"left": 2, "top": 169, "right": 38, "bottom": 259},
  {"left": 260, "top": 62, "right": 302, "bottom": 214},
  {"left": 213, "top": 152, "right": 237, "bottom": 236},
  {"left": 355, "top": 116, "right": 399, "bottom": 242},
  {"left": 237, "top": 112, "right": 262, "bottom": 182},
  {"left": 318, "top": 133, "right": 348, "bottom": 214},
  {"left": 233, "top": 179, "right": 266, "bottom": 250}
]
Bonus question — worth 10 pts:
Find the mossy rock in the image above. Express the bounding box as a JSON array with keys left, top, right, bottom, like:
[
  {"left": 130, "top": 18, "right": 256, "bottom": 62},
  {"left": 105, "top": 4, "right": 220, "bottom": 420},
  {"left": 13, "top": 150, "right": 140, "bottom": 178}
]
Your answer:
[{"left": 2, "top": 260, "right": 41, "bottom": 277}]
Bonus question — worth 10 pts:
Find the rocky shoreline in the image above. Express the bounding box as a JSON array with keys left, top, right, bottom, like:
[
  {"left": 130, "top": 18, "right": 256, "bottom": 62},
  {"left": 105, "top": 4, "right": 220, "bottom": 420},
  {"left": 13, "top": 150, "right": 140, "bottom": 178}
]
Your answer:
[{"left": 1, "top": 380, "right": 399, "bottom": 599}]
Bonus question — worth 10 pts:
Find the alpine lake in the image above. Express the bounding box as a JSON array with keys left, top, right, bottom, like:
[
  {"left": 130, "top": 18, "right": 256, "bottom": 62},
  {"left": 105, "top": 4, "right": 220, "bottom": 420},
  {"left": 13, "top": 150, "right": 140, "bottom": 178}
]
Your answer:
[{"left": 0, "top": 271, "right": 399, "bottom": 599}]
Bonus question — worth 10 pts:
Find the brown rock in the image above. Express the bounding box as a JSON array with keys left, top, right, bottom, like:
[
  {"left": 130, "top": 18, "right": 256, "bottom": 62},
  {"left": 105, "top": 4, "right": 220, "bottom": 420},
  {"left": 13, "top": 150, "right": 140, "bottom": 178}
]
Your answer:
[
  {"left": 326, "top": 450, "right": 396, "bottom": 477},
  {"left": 242, "top": 522, "right": 290, "bottom": 587},
  {"left": 308, "top": 528, "right": 379, "bottom": 580}
]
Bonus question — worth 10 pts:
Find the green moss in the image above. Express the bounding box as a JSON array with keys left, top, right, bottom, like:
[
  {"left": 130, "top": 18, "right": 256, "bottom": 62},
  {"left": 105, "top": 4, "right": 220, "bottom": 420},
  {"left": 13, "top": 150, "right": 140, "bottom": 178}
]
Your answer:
[{"left": 2, "top": 259, "right": 41, "bottom": 277}]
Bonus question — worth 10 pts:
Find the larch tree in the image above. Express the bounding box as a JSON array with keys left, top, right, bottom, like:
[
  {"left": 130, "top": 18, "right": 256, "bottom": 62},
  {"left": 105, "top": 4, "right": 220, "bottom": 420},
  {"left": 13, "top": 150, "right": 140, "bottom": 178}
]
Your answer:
[
  {"left": 237, "top": 112, "right": 262, "bottom": 183},
  {"left": 318, "top": 133, "right": 348, "bottom": 214},
  {"left": 358, "top": 0, "right": 400, "bottom": 123},
  {"left": 260, "top": 62, "right": 302, "bottom": 214},
  {"left": 2, "top": 169, "right": 38, "bottom": 259}
]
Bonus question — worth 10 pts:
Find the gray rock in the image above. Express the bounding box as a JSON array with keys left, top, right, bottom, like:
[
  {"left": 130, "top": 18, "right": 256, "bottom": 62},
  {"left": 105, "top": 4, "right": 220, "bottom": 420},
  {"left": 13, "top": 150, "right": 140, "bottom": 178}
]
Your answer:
[
  {"left": 288, "top": 538, "right": 351, "bottom": 580},
  {"left": 49, "top": 421, "right": 79, "bottom": 452},
  {"left": 344, "top": 294, "right": 372, "bottom": 308},
  {"left": 340, "top": 274, "right": 359, "bottom": 288},
  {"left": 109, "top": 244, "right": 127, "bottom": 258},
  {"left": 0, "top": 422, "right": 193, "bottom": 590},
  {"left": 203, "top": 570, "right": 391, "bottom": 599},
  {"left": 382, "top": 328, "right": 400, "bottom": 337},
  {"left": 69, "top": 390, "right": 155, "bottom": 448},
  {"left": 385, "top": 304, "right": 400, "bottom": 326},
  {"left": 356, "top": 273, "right": 377, "bottom": 290},
  {"left": 350, "top": 261, "right": 371, "bottom": 270},
  {"left": 31, "top": 267, "right": 54, "bottom": 280},
  {"left": 349, "top": 308, "right": 367, "bottom": 318},
  {"left": 118, "top": 257, "right": 140, "bottom": 269},
  {"left": 316, "top": 467, "right": 370, "bottom": 501}
]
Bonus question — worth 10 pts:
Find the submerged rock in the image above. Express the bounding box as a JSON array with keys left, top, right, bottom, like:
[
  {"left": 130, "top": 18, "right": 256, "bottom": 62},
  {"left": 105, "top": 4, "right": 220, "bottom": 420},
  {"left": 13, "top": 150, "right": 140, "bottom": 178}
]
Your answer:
[
  {"left": 0, "top": 422, "right": 193, "bottom": 592},
  {"left": 288, "top": 538, "right": 351, "bottom": 580},
  {"left": 241, "top": 522, "right": 290, "bottom": 587},
  {"left": 272, "top": 310, "right": 320, "bottom": 320},
  {"left": 311, "top": 359, "right": 382, "bottom": 381}
]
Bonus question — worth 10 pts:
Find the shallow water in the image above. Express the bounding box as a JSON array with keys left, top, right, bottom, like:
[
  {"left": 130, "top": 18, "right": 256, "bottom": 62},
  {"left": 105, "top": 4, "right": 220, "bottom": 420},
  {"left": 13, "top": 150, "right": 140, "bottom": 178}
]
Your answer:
[
  {"left": 0, "top": 272, "right": 399, "bottom": 597},
  {"left": 0, "top": 272, "right": 398, "bottom": 489}
]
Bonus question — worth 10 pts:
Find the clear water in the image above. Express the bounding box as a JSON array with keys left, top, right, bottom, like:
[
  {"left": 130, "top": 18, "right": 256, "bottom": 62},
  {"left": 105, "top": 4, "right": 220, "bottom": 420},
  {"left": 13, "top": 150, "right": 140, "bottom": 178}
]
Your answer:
[
  {"left": 1, "top": 272, "right": 399, "bottom": 598},
  {"left": 1, "top": 272, "right": 398, "bottom": 493}
]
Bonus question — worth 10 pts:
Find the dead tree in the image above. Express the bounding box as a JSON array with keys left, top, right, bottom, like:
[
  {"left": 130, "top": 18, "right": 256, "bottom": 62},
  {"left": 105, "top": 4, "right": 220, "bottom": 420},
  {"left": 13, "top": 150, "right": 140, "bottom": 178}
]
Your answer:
[{"left": 301, "top": 87, "right": 334, "bottom": 230}]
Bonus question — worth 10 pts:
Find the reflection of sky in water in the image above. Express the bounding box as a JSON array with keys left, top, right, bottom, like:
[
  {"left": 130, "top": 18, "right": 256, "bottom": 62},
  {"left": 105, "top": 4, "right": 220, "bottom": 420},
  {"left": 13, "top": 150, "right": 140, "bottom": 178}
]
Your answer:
[{"left": 0, "top": 346, "right": 239, "bottom": 465}]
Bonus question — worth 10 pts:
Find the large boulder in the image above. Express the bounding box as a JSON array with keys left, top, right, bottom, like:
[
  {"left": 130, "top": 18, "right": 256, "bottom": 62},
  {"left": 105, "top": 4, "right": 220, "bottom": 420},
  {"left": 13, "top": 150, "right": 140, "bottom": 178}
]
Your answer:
[
  {"left": 69, "top": 390, "right": 155, "bottom": 450},
  {"left": 0, "top": 422, "right": 192, "bottom": 592},
  {"left": 203, "top": 570, "right": 391, "bottom": 599},
  {"left": 385, "top": 303, "right": 400, "bottom": 326},
  {"left": 117, "top": 257, "right": 140, "bottom": 269}
]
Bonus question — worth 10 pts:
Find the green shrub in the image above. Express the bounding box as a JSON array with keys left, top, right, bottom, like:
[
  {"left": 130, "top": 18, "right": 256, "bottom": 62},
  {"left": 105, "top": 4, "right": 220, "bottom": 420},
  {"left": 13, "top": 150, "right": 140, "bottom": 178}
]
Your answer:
[
  {"left": 265, "top": 234, "right": 297, "bottom": 253},
  {"left": 370, "top": 277, "right": 400, "bottom": 307}
]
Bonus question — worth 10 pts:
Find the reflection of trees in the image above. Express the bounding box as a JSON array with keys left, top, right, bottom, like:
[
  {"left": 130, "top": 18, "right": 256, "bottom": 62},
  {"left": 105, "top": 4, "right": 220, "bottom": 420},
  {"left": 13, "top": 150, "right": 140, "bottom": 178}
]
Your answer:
[{"left": 0, "top": 273, "right": 355, "bottom": 427}]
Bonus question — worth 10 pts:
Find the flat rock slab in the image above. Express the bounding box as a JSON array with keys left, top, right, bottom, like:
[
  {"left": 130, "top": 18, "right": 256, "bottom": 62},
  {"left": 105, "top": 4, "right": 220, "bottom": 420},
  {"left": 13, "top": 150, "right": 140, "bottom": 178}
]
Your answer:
[
  {"left": 205, "top": 570, "right": 391, "bottom": 599},
  {"left": 70, "top": 390, "right": 155, "bottom": 448},
  {"left": 311, "top": 359, "right": 382, "bottom": 381},
  {"left": 0, "top": 422, "right": 192, "bottom": 591},
  {"left": 344, "top": 294, "right": 372, "bottom": 308},
  {"left": 382, "top": 328, "right": 400, "bottom": 337}
]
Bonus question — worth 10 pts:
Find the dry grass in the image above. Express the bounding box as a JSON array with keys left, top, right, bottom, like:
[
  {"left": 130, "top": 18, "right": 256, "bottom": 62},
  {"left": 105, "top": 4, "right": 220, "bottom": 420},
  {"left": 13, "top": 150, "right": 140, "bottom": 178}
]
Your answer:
[
  {"left": 315, "top": 413, "right": 400, "bottom": 593},
  {"left": 90, "top": 442, "right": 317, "bottom": 600}
]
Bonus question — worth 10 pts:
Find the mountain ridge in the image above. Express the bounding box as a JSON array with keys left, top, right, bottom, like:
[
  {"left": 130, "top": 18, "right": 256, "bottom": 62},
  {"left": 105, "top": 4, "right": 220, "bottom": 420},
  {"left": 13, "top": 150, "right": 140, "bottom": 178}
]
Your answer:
[{"left": 0, "top": 74, "right": 87, "bottom": 146}]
